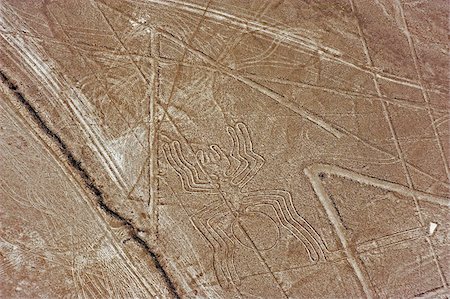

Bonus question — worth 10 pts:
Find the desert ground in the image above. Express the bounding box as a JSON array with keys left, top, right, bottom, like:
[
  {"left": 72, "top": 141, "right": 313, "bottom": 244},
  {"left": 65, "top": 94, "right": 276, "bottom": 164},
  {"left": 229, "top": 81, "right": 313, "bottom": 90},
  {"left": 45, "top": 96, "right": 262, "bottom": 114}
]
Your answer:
[{"left": 0, "top": 0, "right": 449, "bottom": 298}]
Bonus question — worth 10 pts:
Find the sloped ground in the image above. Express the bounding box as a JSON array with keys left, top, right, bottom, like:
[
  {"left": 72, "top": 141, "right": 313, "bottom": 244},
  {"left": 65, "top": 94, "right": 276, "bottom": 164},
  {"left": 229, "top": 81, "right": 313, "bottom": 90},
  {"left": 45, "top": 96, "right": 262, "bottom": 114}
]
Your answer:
[{"left": 0, "top": 0, "right": 449, "bottom": 298}]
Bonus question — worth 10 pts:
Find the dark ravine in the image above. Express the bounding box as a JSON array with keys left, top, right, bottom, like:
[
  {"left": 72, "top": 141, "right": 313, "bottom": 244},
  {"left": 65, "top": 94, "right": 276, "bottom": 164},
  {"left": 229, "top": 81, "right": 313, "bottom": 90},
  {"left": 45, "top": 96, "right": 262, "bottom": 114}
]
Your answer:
[{"left": 0, "top": 69, "right": 181, "bottom": 299}]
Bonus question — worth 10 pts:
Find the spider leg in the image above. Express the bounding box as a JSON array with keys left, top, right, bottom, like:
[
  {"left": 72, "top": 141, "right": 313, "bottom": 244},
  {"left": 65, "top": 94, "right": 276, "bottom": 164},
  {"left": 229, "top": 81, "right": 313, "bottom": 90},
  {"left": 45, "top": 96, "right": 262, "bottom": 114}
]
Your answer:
[
  {"left": 208, "top": 211, "right": 241, "bottom": 287},
  {"left": 172, "top": 141, "right": 212, "bottom": 185},
  {"left": 241, "top": 190, "right": 325, "bottom": 262},
  {"left": 163, "top": 141, "right": 215, "bottom": 193},
  {"left": 226, "top": 125, "right": 249, "bottom": 178},
  {"left": 226, "top": 123, "right": 265, "bottom": 187},
  {"left": 210, "top": 144, "right": 232, "bottom": 174},
  {"left": 190, "top": 201, "right": 235, "bottom": 288},
  {"left": 195, "top": 148, "right": 223, "bottom": 185},
  {"left": 232, "top": 123, "right": 265, "bottom": 188},
  {"left": 264, "top": 190, "right": 329, "bottom": 252}
]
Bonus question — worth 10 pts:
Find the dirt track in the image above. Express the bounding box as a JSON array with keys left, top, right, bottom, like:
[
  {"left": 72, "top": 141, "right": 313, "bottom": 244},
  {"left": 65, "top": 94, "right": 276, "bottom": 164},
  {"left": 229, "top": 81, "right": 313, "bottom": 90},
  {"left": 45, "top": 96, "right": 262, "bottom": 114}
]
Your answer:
[{"left": 0, "top": 1, "right": 449, "bottom": 298}]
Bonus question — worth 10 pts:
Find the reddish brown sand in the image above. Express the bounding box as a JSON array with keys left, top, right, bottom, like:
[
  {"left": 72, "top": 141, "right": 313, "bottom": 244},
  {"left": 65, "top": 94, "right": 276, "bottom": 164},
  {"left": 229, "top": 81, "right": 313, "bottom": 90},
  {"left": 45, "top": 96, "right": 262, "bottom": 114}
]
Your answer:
[{"left": 0, "top": 1, "right": 449, "bottom": 298}]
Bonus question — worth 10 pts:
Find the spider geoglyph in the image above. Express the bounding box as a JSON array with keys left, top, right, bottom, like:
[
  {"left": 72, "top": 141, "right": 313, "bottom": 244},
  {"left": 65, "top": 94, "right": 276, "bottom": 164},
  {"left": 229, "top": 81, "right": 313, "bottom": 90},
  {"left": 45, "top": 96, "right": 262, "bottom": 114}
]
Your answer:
[{"left": 163, "top": 122, "right": 335, "bottom": 288}]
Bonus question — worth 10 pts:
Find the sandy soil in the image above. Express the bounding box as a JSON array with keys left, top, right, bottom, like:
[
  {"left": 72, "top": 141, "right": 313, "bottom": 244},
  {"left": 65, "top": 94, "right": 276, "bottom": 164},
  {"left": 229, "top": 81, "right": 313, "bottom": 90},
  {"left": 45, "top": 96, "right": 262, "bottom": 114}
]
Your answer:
[{"left": 0, "top": 0, "right": 449, "bottom": 298}]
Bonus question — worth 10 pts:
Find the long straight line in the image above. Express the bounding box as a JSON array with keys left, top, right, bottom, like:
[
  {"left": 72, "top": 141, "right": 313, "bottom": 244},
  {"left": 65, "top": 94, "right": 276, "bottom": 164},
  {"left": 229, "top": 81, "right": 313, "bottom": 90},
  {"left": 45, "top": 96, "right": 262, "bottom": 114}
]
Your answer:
[
  {"left": 148, "top": 29, "right": 160, "bottom": 239},
  {"left": 350, "top": 0, "right": 448, "bottom": 290},
  {"left": 0, "top": 69, "right": 181, "bottom": 299},
  {"left": 394, "top": 0, "right": 450, "bottom": 183}
]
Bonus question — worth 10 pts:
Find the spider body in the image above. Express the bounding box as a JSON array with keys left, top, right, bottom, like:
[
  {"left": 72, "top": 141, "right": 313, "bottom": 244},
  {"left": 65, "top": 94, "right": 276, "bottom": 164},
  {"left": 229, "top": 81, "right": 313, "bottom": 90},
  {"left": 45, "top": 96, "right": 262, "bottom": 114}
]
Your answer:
[{"left": 163, "top": 122, "right": 334, "bottom": 288}]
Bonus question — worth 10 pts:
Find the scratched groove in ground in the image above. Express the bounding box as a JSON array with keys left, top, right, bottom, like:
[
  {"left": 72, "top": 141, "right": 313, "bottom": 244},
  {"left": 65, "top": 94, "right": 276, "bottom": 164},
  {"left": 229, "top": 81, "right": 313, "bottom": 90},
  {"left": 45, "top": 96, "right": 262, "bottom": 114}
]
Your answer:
[{"left": 0, "top": 0, "right": 449, "bottom": 298}]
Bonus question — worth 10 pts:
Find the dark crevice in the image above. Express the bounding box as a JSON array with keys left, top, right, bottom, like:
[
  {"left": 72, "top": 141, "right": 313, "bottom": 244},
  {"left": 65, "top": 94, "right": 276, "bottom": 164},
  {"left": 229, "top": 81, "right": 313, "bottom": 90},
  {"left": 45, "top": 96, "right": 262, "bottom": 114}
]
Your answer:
[
  {"left": 0, "top": 70, "right": 181, "bottom": 299},
  {"left": 132, "top": 235, "right": 180, "bottom": 296}
]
